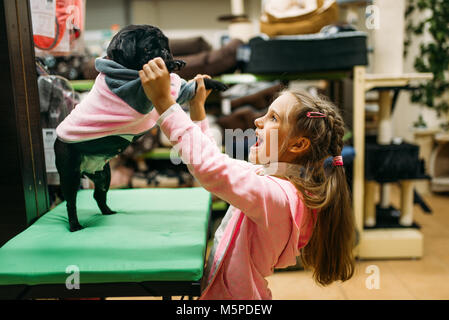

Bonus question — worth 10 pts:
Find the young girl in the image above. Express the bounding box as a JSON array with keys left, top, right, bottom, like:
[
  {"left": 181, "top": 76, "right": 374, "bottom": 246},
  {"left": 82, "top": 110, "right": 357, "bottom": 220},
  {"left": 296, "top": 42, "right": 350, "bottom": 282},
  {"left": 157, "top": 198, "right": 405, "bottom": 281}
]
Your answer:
[{"left": 139, "top": 58, "right": 355, "bottom": 300}]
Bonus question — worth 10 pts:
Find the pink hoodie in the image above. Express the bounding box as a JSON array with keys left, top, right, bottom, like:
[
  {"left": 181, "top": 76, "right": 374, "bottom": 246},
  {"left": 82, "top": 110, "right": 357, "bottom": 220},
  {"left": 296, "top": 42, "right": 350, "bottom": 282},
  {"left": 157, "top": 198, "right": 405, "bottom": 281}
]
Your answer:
[
  {"left": 56, "top": 73, "right": 182, "bottom": 143},
  {"left": 157, "top": 104, "right": 317, "bottom": 300}
]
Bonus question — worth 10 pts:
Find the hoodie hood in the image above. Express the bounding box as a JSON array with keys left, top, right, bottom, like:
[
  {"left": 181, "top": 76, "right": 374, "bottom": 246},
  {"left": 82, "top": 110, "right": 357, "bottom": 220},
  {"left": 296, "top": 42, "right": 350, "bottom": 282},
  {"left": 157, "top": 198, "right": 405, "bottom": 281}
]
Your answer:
[
  {"left": 255, "top": 163, "right": 317, "bottom": 269},
  {"left": 264, "top": 174, "right": 317, "bottom": 269},
  {"left": 95, "top": 58, "right": 196, "bottom": 114}
]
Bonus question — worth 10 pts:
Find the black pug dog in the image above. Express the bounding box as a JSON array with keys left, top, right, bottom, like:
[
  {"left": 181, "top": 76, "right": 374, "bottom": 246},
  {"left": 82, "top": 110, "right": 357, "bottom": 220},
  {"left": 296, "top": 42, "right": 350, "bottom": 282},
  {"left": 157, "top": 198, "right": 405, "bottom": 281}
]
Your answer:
[{"left": 54, "top": 25, "right": 227, "bottom": 232}]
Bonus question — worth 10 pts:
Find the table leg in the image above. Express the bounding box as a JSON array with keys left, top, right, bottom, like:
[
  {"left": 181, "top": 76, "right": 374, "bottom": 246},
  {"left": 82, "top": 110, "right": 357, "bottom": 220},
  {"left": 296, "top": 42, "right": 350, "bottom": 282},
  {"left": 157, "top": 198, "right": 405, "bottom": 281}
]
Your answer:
[
  {"left": 377, "top": 90, "right": 393, "bottom": 145},
  {"left": 364, "top": 180, "right": 377, "bottom": 227},
  {"left": 377, "top": 90, "right": 393, "bottom": 210},
  {"left": 399, "top": 180, "right": 414, "bottom": 226},
  {"left": 352, "top": 66, "right": 366, "bottom": 240},
  {"left": 380, "top": 183, "right": 391, "bottom": 209}
]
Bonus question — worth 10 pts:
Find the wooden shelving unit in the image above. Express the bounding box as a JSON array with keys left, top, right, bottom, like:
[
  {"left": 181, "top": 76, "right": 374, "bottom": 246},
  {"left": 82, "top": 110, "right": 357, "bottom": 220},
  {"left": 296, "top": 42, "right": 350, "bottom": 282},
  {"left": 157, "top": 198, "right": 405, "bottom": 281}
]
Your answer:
[{"left": 353, "top": 67, "right": 433, "bottom": 259}]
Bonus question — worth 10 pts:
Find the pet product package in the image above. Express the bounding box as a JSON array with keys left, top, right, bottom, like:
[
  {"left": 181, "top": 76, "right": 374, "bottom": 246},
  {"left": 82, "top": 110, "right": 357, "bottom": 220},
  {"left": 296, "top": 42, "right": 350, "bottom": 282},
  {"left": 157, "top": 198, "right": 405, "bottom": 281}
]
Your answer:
[{"left": 31, "top": 0, "right": 85, "bottom": 56}]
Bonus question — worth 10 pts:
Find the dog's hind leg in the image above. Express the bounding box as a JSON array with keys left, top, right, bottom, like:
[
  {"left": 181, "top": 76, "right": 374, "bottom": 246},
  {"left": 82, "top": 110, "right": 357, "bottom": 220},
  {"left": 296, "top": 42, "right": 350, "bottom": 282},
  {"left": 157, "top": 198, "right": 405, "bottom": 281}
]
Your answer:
[
  {"left": 54, "top": 139, "right": 84, "bottom": 232},
  {"left": 85, "top": 162, "right": 116, "bottom": 215}
]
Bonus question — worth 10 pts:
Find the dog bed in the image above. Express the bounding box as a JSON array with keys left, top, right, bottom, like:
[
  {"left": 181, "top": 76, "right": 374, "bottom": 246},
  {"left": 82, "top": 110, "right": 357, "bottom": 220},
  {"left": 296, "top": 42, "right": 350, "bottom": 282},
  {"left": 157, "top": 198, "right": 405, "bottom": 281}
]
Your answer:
[
  {"left": 174, "top": 39, "right": 243, "bottom": 80},
  {"left": 244, "top": 31, "right": 368, "bottom": 73},
  {"left": 365, "top": 142, "right": 428, "bottom": 183},
  {"left": 0, "top": 188, "right": 211, "bottom": 298}
]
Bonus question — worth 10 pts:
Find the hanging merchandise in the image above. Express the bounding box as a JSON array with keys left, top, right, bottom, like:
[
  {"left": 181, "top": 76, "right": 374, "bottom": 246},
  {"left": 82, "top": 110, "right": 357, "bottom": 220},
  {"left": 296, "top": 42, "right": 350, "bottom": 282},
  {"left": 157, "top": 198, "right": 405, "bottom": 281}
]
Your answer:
[
  {"left": 31, "top": 0, "right": 85, "bottom": 55},
  {"left": 38, "top": 74, "right": 78, "bottom": 129},
  {"left": 37, "top": 54, "right": 91, "bottom": 80},
  {"left": 260, "top": 0, "right": 339, "bottom": 36},
  {"left": 37, "top": 72, "right": 79, "bottom": 175}
]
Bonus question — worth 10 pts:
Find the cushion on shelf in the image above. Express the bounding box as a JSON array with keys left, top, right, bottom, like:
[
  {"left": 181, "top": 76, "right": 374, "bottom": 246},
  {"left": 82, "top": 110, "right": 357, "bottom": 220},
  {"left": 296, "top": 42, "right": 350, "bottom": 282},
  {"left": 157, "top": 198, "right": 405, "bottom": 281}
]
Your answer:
[{"left": 0, "top": 188, "right": 211, "bottom": 286}]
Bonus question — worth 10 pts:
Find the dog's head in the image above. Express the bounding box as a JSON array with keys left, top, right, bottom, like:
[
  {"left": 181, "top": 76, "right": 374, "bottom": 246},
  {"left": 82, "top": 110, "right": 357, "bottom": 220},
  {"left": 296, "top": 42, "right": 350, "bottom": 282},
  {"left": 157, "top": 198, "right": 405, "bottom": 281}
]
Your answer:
[{"left": 106, "top": 24, "right": 185, "bottom": 72}]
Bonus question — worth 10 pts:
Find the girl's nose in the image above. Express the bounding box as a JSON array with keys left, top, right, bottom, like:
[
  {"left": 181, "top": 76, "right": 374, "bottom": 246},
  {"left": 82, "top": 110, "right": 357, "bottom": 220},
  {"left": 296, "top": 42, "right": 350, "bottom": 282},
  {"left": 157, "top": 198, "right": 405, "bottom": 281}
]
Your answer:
[{"left": 254, "top": 117, "right": 263, "bottom": 128}]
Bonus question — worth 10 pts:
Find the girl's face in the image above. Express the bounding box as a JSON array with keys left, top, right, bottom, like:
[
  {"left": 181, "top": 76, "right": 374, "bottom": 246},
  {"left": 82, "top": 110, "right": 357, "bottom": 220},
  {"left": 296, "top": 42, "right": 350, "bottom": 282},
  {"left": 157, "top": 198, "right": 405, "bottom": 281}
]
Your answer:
[{"left": 249, "top": 93, "right": 298, "bottom": 164}]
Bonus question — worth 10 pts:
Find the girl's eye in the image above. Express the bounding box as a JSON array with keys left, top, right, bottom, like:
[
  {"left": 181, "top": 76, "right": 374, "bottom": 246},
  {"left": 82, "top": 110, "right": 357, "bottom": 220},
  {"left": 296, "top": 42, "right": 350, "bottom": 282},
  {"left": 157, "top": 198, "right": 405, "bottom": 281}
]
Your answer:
[{"left": 271, "top": 115, "right": 277, "bottom": 122}]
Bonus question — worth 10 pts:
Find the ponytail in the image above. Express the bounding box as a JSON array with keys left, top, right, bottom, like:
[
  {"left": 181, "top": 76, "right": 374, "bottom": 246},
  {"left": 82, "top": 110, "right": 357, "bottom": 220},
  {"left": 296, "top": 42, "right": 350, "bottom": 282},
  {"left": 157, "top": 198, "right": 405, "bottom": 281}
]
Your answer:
[
  {"left": 285, "top": 90, "right": 356, "bottom": 286},
  {"left": 299, "top": 164, "right": 355, "bottom": 286}
]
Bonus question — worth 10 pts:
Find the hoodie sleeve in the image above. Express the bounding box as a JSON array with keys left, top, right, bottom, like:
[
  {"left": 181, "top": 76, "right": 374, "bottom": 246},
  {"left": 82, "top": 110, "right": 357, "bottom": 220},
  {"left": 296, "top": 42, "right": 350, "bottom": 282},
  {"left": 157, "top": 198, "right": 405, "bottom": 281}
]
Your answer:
[
  {"left": 193, "top": 118, "right": 217, "bottom": 144},
  {"left": 157, "top": 104, "right": 292, "bottom": 228}
]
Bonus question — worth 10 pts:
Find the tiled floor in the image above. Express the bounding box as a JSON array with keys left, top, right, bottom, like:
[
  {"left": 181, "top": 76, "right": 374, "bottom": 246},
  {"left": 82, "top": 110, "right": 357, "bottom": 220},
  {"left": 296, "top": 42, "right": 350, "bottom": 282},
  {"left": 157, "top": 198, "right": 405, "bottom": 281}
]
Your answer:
[{"left": 267, "top": 187, "right": 449, "bottom": 300}]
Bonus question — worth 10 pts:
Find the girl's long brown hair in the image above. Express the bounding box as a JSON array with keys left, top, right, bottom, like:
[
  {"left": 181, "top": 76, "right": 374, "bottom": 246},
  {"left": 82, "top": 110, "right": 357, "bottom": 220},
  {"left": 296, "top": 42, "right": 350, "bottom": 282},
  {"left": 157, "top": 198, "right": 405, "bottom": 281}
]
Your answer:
[{"left": 285, "top": 90, "right": 355, "bottom": 286}]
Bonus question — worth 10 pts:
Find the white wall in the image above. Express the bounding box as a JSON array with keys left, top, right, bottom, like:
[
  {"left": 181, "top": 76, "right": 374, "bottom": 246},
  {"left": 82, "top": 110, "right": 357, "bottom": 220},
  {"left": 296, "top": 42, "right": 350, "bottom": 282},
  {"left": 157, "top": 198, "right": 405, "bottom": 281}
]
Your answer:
[
  {"left": 340, "top": 3, "right": 444, "bottom": 141},
  {"left": 85, "top": 0, "right": 263, "bottom": 48},
  {"left": 391, "top": 8, "right": 445, "bottom": 142},
  {"left": 130, "top": 0, "right": 262, "bottom": 48},
  {"left": 85, "top": 0, "right": 128, "bottom": 30}
]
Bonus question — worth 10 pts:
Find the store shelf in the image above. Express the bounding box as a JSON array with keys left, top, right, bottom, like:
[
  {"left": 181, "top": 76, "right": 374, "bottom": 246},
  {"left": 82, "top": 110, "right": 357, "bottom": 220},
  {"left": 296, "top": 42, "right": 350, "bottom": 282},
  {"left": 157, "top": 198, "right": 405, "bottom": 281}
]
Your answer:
[
  {"left": 337, "top": 0, "right": 372, "bottom": 7},
  {"left": 216, "top": 71, "right": 351, "bottom": 84},
  {"left": 70, "top": 80, "right": 94, "bottom": 91},
  {"left": 140, "top": 146, "right": 226, "bottom": 160},
  {"left": 364, "top": 73, "right": 433, "bottom": 91},
  {"left": 70, "top": 71, "right": 351, "bottom": 92},
  {"left": 358, "top": 228, "right": 423, "bottom": 259},
  {"left": 212, "top": 200, "right": 228, "bottom": 211},
  {"left": 140, "top": 147, "right": 178, "bottom": 160}
]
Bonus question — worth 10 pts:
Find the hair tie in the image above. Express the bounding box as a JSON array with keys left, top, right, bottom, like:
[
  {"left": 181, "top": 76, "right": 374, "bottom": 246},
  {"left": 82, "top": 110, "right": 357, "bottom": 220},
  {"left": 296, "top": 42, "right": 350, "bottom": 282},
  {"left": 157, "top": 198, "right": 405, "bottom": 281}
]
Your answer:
[
  {"left": 307, "top": 111, "right": 326, "bottom": 118},
  {"left": 332, "top": 155, "right": 344, "bottom": 167}
]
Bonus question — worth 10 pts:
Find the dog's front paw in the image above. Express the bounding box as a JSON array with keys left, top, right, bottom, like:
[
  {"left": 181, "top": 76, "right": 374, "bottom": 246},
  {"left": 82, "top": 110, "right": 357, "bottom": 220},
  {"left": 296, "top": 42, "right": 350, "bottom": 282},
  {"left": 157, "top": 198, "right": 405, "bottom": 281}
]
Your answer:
[
  {"left": 203, "top": 78, "right": 228, "bottom": 92},
  {"left": 69, "top": 223, "right": 84, "bottom": 232}
]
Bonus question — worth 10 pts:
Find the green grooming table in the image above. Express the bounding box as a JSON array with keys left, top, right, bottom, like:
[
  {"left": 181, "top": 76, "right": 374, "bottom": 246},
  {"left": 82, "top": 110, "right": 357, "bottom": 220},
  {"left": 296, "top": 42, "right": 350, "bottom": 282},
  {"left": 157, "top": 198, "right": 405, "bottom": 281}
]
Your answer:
[{"left": 0, "top": 188, "right": 211, "bottom": 299}]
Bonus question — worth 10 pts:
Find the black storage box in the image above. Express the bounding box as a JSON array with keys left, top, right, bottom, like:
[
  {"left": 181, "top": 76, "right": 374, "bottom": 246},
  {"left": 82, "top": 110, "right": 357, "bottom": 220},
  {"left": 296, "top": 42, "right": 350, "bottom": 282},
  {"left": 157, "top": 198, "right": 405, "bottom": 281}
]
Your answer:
[
  {"left": 244, "top": 31, "right": 368, "bottom": 74},
  {"left": 365, "top": 142, "right": 427, "bottom": 183}
]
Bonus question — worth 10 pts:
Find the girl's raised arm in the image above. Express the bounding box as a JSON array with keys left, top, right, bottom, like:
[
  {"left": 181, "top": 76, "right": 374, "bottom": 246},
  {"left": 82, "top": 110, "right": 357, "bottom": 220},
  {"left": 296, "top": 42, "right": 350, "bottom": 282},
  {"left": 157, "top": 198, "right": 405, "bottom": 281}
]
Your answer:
[
  {"left": 140, "top": 58, "right": 292, "bottom": 227},
  {"left": 157, "top": 104, "right": 291, "bottom": 228}
]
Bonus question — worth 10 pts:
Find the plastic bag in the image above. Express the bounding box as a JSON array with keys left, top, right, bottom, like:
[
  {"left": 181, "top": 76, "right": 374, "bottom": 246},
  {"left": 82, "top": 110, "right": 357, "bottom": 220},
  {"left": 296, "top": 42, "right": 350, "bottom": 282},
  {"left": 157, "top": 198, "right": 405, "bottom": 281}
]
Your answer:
[{"left": 37, "top": 75, "right": 78, "bottom": 128}]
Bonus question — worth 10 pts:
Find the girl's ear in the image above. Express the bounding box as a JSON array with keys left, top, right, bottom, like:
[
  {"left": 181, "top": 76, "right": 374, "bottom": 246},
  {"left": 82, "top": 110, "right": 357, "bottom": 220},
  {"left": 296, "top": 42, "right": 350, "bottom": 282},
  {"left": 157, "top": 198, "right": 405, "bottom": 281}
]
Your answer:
[{"left": 289, "top": 137, "right": 311, "bottom": 155}]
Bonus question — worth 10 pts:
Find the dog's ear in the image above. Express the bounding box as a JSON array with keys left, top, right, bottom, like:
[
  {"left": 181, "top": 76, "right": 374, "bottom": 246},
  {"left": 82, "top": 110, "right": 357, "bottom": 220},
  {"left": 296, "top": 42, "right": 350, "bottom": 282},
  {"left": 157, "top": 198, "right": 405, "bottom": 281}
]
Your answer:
[{"left": 107, "top": 29, "right": 138, "bottom": 69}]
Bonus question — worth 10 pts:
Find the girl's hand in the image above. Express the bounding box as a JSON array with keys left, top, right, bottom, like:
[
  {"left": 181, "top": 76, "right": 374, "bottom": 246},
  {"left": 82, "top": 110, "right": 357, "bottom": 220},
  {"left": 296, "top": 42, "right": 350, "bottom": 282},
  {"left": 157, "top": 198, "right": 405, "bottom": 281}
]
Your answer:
[
  {"left": 190, "top": 74, "right": 212, "bottom": 121},
  {"left": 139, "top": 57, "right": 176, "bottom": 115}
]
